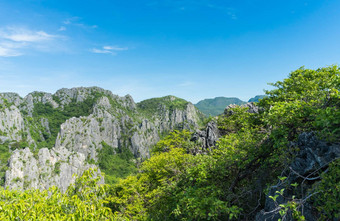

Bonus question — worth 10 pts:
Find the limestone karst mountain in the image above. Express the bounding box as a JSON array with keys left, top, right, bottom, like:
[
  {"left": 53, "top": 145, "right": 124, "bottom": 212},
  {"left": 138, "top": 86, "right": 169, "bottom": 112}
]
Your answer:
[{"left": 0, "top": 87, "right": 204, "bottom": 191}]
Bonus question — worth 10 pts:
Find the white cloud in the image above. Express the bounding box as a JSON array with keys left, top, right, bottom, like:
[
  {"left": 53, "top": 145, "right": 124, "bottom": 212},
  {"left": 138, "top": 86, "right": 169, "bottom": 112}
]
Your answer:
[
  {"left": 0, "top": 40, "right": 26, "bottom": 57},
  {"left": 63, "top": 17, "right": 97, "bottom": 30},
  {"left": 58, "top": 26, "right": 66, "bottom": 31},
  {"left": 90, "top": 45, "right": 128, "bottom": 55},
  {"left": 0, "top": 27, "right": 56, "bottom": 42},
  {"left": 0, "top": 46, "right": 22, "bottom": 57},
  {"left": 0, "top": 27, "right": 61, "bottom": 57},
  {"left": 90, "top": 48, "right": 117, "bottom": 55},
  {"left": 103, "top": 46, "right": 128, "bottom": 51},
  {"left": 63, "top": 18, "right": 74, "bottom": 25}
]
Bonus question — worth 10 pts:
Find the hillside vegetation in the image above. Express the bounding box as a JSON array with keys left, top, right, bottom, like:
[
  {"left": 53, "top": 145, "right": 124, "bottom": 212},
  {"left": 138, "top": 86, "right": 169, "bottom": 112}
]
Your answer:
[
  {"left": 248, "top": 95, "right": 266, "bottom": 102},
  {"left": 0, "top": 66, "right": 339, "bottom": 220},
  {"left": 195, "top": 97, "right": 246, "bottom": 116},
  {"left": 137, "top": 95, "right": 190, "bottom": 119}
]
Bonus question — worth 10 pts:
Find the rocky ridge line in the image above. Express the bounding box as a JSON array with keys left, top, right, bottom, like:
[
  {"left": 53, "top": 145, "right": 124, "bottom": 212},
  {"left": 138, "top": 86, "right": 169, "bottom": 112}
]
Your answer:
[{"left": 0, "top": 87, "right": 204, "bottom": 191}]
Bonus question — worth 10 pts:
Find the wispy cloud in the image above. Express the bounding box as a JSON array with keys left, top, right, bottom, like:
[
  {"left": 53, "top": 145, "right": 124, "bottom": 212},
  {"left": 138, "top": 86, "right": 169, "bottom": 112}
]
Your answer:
[
  {"left": 63, "top": 17, "right": 97, "bottom": 30},
  {"left": 58, "top": 26, "right": 66, "bottom": 31},
  {"left": 90, "top": 48, "right": 115, "bottom": 54},
  {"left": 90, "top": 45, "right": 128, "bottom": 55},
  {"left": 63, "top": 17, "right": 78, "bottom": 25},
  {"left": 0, "top": 27, "right": 62, "bottom": 57},
  {"left": 0, "top": 46, "right": 22, "bottom": 57},
  {"left": 0, "top": 27, "right": 57, "bottom": 42},
  {"left": 103, "top": 46, "right": 128, "bottom": 51}
]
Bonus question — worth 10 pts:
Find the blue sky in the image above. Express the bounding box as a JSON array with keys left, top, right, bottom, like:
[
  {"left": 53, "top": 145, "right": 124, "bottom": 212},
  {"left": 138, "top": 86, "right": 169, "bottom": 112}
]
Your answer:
[{"left": 0, "top": 0, "right": 340, "bottom": 103}]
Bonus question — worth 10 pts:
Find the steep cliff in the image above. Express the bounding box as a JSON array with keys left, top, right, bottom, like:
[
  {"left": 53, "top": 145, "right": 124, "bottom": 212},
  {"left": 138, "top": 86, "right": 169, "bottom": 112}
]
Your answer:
[{"left": 0, "top": 87, "right": 204, "bottom": 190}]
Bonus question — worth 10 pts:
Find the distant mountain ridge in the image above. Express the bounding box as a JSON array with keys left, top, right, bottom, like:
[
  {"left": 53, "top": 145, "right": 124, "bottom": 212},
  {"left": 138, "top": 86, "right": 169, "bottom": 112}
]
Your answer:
[
  {"left": 248, "top": 95, "right": 266, "bottom": 102},
  {"left": 195, "top": 95, "right": 266, "bottom": 116},
  {"left": 195, "top": 97, "right": 246, "bottom": 116}
]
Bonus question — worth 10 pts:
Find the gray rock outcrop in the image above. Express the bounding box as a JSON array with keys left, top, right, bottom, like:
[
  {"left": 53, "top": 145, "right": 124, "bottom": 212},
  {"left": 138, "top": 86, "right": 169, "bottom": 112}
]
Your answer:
[
  {"left": 224, "top": 102, "right": 259, "bottom": 115},
  {"left": 1, "top": 87, "right": 204, "bottom": 190},
  {"left": 0, "top": 105, "right": 25, "bottom": 142},
  {"left": 191, "top": 121, "right": 220, "bottom": 153},
  {"left": 256, "top": 132, "right": 340, "bottom": 221},
  {"left": 5, "top": 147, "right": 102, "bottom": 192}
]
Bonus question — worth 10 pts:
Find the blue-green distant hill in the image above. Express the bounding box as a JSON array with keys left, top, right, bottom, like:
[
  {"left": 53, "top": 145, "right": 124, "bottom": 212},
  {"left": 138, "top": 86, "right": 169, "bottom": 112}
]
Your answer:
[
  {"left": 248, "top": 95, "right": 266, "bottom": 102},
  {"left": 195, "top": 97, "right": 246, "bottom": 116}
]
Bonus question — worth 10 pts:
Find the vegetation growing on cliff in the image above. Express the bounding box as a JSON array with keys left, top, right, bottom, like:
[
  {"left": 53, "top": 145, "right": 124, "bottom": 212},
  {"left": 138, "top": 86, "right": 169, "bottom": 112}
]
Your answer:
[
  {"left": 195, "top": 97, "right": 246, "bottom": 116},
  {"left": 31, "top": 92, "right": 104, "bottom": 148},
  {"left": 0, "top": 65, "right": 339, "bottom": 220},
  {"left": 109, "top": 65, "right": 339, "bottom": 220},
  {"left": 97, "top": 142, "right": 137, "bottom": 184},
  {"left": 0, "top": 142, "right": 11, "bottom": 186},
  {"left": 137, "top": 95, "right": 190, "bottom": 118}
]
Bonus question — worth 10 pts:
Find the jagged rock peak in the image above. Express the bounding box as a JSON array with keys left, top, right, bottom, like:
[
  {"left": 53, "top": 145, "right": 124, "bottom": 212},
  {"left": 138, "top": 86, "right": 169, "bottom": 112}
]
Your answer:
[
  {"left": 54, "top": 86, "right": 136, "bottom": 109},
  {"left": 224, "top": 102, "right": 259, "bottom": 115},
  {"left": 191, "top": 120, "right": 220, "bottom": 153},
  {"left": 256, "top": 132, "right": 340, "bottom": 221},
  {"left": 0, "top": 93, "right": 23, "bottom": 107},
  {"left": 24, "top": 91, "right": 59, "bottom": 109},
  {"left": 0, "top": 92, "right": 21, "bottom": 97},
  {"left": 54, "top": 86, "right": 112, "bottom": 106},
  {"left": 2, "top": 87, "right": 205, "bottom": 191}
]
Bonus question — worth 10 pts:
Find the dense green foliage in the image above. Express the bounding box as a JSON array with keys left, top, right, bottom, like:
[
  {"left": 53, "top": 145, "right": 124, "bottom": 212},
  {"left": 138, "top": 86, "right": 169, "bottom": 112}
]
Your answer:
[
  {"left": 0, "top": 66, "right": 339, "bottom": 220},
  {"left": 0, "top": 169, "right": 113, "bottom": 220},
  {"left": 0, "top": 142, "right": 11, "bottom": 186},
  {"left": 0, "top": 98, "right": 13, "bottom": 110},
  {"left": 137, "top": 95, "right": 189, "bottom": 119},
  {"left": 106, "top": 65, "right": 339, "bottom": 220},
  {"left": 261, "top": 65, "right": 340, "bottom": 144},
  {"left": 312, "top": 158, "right": 340, "bottom": 220},
  {"left": 195, "top": 97, "right": 246, "bottom": 116},
  {"left": 97, "top": 142, "right": 137, "bottom": 184}
]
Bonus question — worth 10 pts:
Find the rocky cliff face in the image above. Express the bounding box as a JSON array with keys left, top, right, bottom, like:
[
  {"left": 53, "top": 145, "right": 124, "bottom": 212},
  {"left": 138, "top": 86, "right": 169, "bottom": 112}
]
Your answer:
[
  {"left": 256, "top": 132, "right": 340, "bottom": 221},
  {"left": 5, "top": 147, "right": 100, "bottom": 193},
  {"left": 0, "top": 87, "right": 204, "bottom": 191},
  {"left": 0, "top": 105, "right": 25, "bottom": 142},
  {"left": 224, "top": 102, "right": 259, "bottom": 115},
  {"left": 191, "top": 121, "right": 220, "bottom": 153}
]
